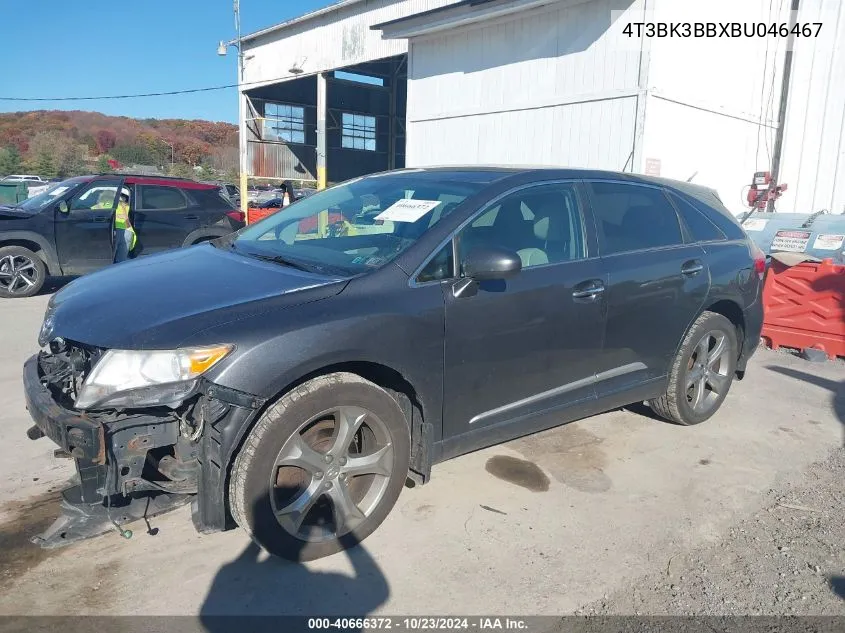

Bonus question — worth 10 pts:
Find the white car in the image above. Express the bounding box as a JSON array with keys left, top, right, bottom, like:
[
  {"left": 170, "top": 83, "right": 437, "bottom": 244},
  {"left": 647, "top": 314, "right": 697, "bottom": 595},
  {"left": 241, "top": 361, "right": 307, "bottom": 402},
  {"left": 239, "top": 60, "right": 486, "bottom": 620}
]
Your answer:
[{"left": 2, "top": 174, "right": 46, "bottom": 183}]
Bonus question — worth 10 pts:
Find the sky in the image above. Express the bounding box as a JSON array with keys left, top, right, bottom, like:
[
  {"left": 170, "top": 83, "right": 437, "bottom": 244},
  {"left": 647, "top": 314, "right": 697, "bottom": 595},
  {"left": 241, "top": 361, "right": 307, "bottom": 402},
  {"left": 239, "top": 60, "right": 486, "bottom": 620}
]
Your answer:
[{"left": 1, "top": 0, "right": 333, "bottom": 123}]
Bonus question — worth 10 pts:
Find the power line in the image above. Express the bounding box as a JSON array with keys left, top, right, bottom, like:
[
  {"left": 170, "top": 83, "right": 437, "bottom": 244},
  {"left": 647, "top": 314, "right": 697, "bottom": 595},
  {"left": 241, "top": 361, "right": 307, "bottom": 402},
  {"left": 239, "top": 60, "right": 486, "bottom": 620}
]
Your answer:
[
  {"left": 0, "top": 83, "right": 241, "bottom": 102},
  {"left": 0, "top": 73, "right": 304, "bottom": 102}
]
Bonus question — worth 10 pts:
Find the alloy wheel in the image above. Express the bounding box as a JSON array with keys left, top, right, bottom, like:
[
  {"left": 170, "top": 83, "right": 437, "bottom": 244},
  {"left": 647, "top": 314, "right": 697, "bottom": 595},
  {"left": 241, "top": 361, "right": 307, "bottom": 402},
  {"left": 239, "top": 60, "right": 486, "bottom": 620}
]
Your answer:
[
  {"left": 269, "top": 405, "right": 394, "bottom": 542},
  {"left": 0, "top": 254, "right": 39, "bottom": 295},
  {"left": 685, "top": 330, "right": 731, "bottom": 414}
]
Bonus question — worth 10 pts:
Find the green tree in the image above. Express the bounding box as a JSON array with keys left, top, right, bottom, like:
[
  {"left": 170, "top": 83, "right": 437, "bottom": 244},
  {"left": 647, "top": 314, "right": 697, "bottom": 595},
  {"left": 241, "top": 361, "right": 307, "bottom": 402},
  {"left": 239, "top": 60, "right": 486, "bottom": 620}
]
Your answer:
[
  {"left": 0, "top": 146, "right": 22, "bottom": 176},
  {"left": 167, "top": 162, "right": 194, "bottom": 179},
  {"left": 96, "top": 154, "right": 113, "bottom": 173},
  {"left": 112, "top": 144, "right": 157, "bottom": 166},
  {"left": 32, "top": 150, "right": 57, "bottom": 178},
  {"left": 223, "top": 167, "right": 240, "bottom": 185}
]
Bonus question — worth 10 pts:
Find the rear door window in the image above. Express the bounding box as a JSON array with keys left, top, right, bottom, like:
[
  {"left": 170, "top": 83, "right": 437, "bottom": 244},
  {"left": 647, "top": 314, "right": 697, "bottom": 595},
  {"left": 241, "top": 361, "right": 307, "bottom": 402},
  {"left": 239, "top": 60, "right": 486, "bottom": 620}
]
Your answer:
[
  {"left": 587, "top": 181, "right": 683, "bottom": 255},
  {"left": 138, "top": 185, "right": 188, "bottom": 210}
]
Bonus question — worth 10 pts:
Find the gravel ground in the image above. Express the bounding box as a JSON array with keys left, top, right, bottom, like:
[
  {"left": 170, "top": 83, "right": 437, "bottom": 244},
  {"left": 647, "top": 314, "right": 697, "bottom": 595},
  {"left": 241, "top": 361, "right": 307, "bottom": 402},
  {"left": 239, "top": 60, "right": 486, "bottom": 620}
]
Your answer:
[{"left": 577, "top": 447, "right": 845, "bottom": 616}]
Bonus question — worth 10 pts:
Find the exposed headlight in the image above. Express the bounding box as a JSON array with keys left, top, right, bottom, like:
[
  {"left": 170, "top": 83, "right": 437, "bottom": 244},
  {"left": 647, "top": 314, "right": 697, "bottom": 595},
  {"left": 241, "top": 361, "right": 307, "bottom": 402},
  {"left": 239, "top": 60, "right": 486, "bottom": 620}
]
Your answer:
[{"left": 74, "top": 344, "right": 233, "bottom": 410}]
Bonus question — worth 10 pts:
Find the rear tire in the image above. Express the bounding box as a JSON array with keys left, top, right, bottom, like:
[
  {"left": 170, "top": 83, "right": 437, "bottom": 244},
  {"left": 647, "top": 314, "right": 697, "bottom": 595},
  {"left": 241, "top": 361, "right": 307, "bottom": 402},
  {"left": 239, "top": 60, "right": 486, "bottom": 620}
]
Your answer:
[
  {"left": 649, "top": 311, "right": 737, "bottom": 426},
  {"left": 0, "top": 246, "right": 46, "bottom": 298},
  {"left": 229, "top": 372, "right": 411, "bottom": 561}
]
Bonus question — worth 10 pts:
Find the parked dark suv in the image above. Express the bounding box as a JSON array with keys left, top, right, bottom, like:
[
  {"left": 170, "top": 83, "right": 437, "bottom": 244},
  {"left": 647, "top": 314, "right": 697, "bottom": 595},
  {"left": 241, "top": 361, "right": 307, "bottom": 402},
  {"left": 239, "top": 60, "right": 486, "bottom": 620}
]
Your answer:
[
  {"left": 23, "top": 167, "right": 764, "bottom": 561},
  {"left": 0, "top": 174, "right": 245, "bottom": 297}
]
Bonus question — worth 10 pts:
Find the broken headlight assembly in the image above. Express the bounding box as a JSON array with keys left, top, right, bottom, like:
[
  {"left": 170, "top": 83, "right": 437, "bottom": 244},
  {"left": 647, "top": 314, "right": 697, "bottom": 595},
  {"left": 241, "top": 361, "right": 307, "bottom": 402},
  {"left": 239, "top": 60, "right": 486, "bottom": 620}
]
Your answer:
[{"left": 74, "top": 344, "right": 233, "bottom": 410}]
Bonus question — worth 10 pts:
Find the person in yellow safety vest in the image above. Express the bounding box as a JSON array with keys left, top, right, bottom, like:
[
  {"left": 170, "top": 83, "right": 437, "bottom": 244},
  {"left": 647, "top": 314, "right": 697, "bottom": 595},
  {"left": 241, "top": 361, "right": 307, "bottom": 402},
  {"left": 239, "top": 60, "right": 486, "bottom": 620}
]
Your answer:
[
  {"left": 113, "top": 188, "right": 136, "bottom": 263},
  {"left": 91, "top": 190, "right": 116, "bottom": 209}
]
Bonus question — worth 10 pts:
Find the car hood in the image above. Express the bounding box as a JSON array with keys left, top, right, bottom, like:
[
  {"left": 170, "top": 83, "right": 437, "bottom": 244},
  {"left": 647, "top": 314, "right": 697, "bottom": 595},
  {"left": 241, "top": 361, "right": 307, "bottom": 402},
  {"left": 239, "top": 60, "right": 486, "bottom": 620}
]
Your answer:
[
  {"left": 42, "top": 244, "right": 348, "bottom": 349},
  {"left": 0, "top": 205, "right": 36, "bottom": 219}
]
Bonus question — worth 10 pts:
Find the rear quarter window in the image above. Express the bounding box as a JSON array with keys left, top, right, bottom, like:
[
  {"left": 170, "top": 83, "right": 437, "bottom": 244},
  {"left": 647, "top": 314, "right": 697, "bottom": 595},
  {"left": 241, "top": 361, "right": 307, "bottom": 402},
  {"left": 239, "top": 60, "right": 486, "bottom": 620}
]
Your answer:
[
  {"left": 667, "top": 192, "right": 726, "bottom": 242},
  {"left": 672, "top": 191, "right": 744, "bottom": 240},
  {"left": 189, "top": 188, "right": 233, "bottom": 209}
]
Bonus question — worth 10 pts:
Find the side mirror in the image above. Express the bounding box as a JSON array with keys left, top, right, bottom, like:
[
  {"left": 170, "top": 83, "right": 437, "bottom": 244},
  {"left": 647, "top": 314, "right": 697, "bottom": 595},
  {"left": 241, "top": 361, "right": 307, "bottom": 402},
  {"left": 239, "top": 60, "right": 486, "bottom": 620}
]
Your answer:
[
  {"left": 462, "top": 246, "right": 522, "bottom": 281},
  {"left": 57, "top": 201, "right": 69, "bottom": 214}
]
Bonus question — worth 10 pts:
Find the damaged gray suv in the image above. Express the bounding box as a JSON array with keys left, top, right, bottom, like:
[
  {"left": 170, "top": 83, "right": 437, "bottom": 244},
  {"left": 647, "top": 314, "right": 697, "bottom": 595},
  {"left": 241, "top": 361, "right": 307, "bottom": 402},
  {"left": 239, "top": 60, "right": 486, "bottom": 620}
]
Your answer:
[{"left": 23, "top": 167, "right": 764, "bottom": 560}]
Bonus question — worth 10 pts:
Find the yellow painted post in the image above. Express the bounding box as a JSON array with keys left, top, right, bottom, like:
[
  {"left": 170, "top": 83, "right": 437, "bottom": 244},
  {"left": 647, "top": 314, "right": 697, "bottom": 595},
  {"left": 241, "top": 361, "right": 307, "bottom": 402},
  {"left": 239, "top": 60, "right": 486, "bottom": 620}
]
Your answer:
[
  {"left": 240, "top": 172, "right": 249, "bottom": 223},
  {"left": 316, "top": 71, "right": 328, "bottom": 236}
]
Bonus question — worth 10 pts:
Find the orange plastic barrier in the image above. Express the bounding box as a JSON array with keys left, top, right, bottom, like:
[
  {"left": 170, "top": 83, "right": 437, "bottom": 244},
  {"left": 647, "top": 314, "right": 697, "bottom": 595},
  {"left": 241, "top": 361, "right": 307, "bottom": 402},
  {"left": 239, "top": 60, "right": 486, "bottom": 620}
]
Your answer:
[
  {"left": 761, "top": 258, "right": 845, "bottom": 359},
  {"left": 246, "top": 207, "right": 279, "bottom": 224}
]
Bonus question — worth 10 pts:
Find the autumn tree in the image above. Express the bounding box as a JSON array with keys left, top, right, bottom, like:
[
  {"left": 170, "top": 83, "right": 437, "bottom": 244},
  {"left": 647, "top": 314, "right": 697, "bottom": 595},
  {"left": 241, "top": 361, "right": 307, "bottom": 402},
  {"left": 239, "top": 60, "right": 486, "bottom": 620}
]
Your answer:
[
  {"left": 175, "top": 139, "right": 209, "bottom": 166},
  {"left": 95, "top": 129, "right": 116, "bottom": 154},
  {"left": 27, "top": 131, "right": 88, "bottom": 178}
]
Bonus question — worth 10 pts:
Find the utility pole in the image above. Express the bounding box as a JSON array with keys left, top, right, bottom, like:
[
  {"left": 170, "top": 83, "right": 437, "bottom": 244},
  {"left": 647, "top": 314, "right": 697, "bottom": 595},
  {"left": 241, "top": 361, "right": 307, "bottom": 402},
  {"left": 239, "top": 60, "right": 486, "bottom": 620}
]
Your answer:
[
  {"left": 218, "top": 0, "right": 249, "bottom": 216},
  {"left": 768, "top": 0, "right": 801, "bottom": 212},
  {"left": 161, "top": 139, "right": 174, "bottom": 168},
  {"left": 235, "top": 0, "right": 249, "bottom": 217}
]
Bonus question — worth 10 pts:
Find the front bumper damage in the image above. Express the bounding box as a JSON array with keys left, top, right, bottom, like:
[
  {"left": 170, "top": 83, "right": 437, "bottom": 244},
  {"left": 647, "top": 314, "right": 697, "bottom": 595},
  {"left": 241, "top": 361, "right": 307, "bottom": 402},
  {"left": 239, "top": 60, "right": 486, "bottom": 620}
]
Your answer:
[{"left": 22, "top": 350, "right": 263, "bottom": 548}]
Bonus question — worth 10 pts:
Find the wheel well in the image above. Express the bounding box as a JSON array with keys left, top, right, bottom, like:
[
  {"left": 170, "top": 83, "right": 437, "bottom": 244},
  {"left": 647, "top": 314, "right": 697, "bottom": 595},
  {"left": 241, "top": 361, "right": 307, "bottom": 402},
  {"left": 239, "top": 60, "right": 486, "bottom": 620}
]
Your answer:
[
  {"left": 0, "top": 239, "right": 42, "bottom": 256},
  {"left": 0, "top": 239, "right": 50, "bottom": 270},
  {"left": 705, "top": 299, "right": 745, "bottom": 356},
  {"left": 222, "top": 361, "right": 424, "bottom": 524}
]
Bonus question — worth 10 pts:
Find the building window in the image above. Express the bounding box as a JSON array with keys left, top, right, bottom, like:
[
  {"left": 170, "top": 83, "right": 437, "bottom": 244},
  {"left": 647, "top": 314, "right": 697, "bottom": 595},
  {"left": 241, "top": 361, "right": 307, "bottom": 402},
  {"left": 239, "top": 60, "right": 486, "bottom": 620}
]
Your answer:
[
  {"left": 341, "top": 113, "right": 376, "bottom": 151},
  {"left": 264, "top": 103, "right": 305, "bottom": 144}
]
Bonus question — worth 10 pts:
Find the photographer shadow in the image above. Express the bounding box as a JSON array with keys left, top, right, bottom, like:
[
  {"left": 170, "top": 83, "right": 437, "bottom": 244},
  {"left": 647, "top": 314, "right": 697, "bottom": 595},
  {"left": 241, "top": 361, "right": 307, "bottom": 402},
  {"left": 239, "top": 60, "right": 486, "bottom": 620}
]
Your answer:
[{"left": 199, "top": 489, "right": 390, "bottom": 633}]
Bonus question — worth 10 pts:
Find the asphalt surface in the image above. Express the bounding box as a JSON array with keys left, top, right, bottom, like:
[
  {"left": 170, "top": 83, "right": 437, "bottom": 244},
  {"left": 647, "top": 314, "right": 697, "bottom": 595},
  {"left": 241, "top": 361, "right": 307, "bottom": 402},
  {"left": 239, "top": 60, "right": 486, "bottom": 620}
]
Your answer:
[{"left": 0, "top": 290, "right": 843, "bottom": 618}]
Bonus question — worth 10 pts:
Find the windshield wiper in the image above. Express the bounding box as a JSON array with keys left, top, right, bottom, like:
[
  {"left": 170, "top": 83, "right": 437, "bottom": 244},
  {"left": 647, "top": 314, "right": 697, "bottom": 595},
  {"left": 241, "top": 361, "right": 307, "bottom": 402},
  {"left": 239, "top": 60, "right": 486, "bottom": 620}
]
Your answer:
[{"left": 248, "top": 252, "right": 315, "bottom": 273}]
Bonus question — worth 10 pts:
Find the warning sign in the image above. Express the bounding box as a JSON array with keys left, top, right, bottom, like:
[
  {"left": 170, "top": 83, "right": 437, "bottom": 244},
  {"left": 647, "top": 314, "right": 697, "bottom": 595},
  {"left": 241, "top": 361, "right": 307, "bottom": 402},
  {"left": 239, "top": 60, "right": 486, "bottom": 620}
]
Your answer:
[
  {"left": 812, "top": 233, "right": 845, "bottom": 251},
  {"left": 771, "top": 229, "right": 811, "bottom": 253},
  {"left": 644, "top": 158, "right": 661, "bottom": 176}
]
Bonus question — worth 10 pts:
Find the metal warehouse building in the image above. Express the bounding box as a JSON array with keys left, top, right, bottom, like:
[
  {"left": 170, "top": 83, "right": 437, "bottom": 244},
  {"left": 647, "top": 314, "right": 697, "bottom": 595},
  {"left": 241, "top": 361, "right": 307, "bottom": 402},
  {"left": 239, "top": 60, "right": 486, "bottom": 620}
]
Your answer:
[{"left": 236, "top": 0, "right": 845, "bottom": 214}]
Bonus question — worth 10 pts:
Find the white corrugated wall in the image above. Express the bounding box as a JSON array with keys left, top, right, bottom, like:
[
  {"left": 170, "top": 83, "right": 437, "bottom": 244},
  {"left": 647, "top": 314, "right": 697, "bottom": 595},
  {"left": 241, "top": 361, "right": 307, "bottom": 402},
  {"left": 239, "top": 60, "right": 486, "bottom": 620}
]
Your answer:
[
  {"left": 777, "top": 0, "right": 845, "bottom": 214},
  {"left": 641, "top": 0, "right": 845, "bottom": 214},
  {"left": 405, "top": 0, "right": 645, "bottom": 169}
]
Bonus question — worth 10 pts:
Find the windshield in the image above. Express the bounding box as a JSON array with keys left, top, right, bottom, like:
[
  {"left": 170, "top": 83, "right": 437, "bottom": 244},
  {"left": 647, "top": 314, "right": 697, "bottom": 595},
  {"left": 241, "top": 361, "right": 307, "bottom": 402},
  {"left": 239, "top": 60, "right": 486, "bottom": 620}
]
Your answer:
[
  {"left": 232, "top": 173, "right": 484, "bottom": 276},
  {"left": 16, "top": 179, "right": 82, "bottom": 212}
]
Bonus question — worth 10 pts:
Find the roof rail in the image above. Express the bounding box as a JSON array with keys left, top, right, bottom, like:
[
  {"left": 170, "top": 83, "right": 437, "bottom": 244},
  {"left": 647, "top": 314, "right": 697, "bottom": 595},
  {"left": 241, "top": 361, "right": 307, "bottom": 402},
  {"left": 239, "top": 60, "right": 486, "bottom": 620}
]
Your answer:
[{"left": 97, "top": 173, "right": 190, "bottom": 180}]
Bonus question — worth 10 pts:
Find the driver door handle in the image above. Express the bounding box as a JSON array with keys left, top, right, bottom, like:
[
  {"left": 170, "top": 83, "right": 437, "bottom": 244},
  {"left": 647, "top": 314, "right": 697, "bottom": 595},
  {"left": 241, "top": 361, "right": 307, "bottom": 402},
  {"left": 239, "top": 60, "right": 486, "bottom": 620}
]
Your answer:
[
  {"left": 682, "top": 260, "right": 704, "bottom": 276},
  {"left": 572, "top": 280, "right": 605, "bottom": 301},
  {"left": 93, "top": 215, "right": 109, "bottom": 223}
]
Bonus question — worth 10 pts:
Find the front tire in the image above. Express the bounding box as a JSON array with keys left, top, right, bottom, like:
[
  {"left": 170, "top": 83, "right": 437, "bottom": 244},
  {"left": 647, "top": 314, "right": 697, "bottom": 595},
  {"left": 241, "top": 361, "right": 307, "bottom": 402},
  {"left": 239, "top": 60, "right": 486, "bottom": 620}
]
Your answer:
[
  {"left": 649, "top": 311, "right": 738, "bottom": 425},
  {"left": 229, "top": 372, "right": 411, "bottom": 561},
  {"left": 0, "top": 246, "right": 46, "bottom": 298}
]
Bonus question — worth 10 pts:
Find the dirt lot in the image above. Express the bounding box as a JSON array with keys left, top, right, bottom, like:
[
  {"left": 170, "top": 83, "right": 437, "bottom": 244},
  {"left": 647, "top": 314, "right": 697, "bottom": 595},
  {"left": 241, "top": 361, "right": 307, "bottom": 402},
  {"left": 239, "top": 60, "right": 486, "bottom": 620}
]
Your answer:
[{"left": 0, "top": 292, "right": 843, "bottom": 617}]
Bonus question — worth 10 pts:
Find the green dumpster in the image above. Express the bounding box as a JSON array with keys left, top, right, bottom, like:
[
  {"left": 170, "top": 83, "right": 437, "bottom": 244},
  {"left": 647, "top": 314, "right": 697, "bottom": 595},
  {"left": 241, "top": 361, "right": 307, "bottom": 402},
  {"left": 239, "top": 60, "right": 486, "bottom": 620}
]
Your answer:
[{"left": 0, "top": 182, "right": 27, "bottom": 205}]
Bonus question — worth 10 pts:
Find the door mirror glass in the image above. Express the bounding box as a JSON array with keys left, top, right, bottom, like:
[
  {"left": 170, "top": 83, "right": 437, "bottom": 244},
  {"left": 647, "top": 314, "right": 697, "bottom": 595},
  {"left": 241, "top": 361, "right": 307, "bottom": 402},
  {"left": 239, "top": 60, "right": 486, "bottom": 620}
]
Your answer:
[
  {"left": 57, "top": 200, "right": 69, "bottom": 214},
  {"left": 462, "top": 246, "right": 522, "bottom": 280}
]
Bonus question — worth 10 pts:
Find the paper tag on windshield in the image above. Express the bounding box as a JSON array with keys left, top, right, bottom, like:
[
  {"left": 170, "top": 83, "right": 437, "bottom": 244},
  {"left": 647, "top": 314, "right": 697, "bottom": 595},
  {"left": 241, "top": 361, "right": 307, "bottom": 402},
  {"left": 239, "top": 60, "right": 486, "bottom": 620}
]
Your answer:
[
  {"left": 374, "top": 199, "right": 441, "bottom": 223},
  {"left": 50, "top": 186, "right": 69, "bottom": 197}
]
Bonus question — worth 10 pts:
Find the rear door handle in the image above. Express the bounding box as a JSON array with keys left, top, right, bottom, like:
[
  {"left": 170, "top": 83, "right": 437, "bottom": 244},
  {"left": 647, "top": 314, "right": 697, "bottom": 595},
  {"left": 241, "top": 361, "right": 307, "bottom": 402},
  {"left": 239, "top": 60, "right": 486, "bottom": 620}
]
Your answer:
[
  {"left": 183, "top": 215, "right": 200, "bottom": 221},
  {"left": 572, "top": 280, "right": 605, "bottom": 301},
  {"left": 681, "top": 260, "right": 704, "bottom": 276},
  {"left": 93, "top": 215, "right": 109, "bottom": 223}
]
